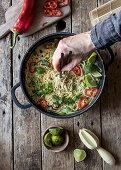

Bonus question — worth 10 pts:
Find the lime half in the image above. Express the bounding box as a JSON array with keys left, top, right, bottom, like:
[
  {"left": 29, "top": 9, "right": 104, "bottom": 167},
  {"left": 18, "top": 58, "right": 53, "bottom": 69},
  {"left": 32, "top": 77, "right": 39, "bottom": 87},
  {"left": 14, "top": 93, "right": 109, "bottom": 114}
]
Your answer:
[
  {"left": 92, "top": 71, "right": 102, "bottom": 78},
  {"left": 88, "top": 52, "right": 97, "bottom": 64},
  {"left": 85, "top": 74, "right": 97, "bottom": 88},
  {"left": 52, "top": 136, "right": 63, "bottom": 146},
  {"left": 88, "top": 52, "right": 97, "bottom": 63},
  {"left": 74, "top": 149, "right": 86, "bottom": 162},
  {"left": 49, "top": 127, "right": 63, "bottom": 136},
  {"left": 44, "top": 132, "right": 52, "bottom": 147}
]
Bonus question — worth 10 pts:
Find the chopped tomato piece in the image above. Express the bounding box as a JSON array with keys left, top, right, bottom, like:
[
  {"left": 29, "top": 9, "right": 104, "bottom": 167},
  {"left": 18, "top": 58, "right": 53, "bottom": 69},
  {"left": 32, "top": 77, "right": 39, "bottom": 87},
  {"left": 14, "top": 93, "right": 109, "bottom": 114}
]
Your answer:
[
  {"left": 78, "top": 98, "right": 88, "bottom": 109},
  {"left": 36, "top": 98, "right": 47, "bottom": 108},
  {"left": 85, "top": 88, "right": 98, "bottom": 97},
  {"left": 29, "top": 62, "right": 37, "bottom": 73}
]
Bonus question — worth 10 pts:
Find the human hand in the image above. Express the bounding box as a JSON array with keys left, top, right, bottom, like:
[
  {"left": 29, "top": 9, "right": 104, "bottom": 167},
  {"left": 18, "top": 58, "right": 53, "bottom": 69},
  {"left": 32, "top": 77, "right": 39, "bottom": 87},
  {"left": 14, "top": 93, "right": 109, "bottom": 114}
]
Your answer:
[{"left": 52, "top": 32, "right": 96, "bottom": 72}]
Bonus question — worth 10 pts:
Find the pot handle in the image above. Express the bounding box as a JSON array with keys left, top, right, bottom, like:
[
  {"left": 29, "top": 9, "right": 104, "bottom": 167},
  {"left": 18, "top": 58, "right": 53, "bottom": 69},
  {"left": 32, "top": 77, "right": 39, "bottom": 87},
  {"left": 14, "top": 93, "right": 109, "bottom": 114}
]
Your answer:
[
  {"left": 11, "top": 82, "right": 32, "bottom": 109},
  {"left": 96, "top": 46, "right": 114, "bottom": 71}
]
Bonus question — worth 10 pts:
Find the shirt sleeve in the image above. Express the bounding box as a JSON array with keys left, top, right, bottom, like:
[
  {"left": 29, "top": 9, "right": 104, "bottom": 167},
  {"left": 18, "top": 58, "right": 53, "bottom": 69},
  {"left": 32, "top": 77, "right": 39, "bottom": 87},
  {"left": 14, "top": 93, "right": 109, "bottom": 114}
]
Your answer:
[{"left": 90, "top": 10, "right": 121, "bottom": 49}]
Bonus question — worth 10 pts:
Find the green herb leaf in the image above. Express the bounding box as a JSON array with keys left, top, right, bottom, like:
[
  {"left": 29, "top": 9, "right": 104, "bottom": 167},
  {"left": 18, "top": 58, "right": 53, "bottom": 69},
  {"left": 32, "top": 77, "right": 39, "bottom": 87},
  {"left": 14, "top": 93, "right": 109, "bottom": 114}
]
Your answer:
[
  {"left": 52, "top": 95, "right": 59, "bottom": 101},
  {"left": 85, "top": 64, "right": 99, "bottom": 74},
  {"left": 50, "top": 65, "right": 54, "bottom": 70},
  {"left": 73, "top": 83, "right": 77, "bottom": 90},
  {"left": 36, "top": 66, "right": 45, "bottom": 74}
]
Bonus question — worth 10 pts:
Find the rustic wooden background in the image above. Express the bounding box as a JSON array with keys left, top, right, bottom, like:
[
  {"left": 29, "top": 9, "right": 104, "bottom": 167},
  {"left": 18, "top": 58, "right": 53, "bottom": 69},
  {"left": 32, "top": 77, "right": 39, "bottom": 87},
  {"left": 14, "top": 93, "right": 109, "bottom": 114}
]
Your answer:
[{"left": 0, "top": 0, "right": 121, "bottom": 170}]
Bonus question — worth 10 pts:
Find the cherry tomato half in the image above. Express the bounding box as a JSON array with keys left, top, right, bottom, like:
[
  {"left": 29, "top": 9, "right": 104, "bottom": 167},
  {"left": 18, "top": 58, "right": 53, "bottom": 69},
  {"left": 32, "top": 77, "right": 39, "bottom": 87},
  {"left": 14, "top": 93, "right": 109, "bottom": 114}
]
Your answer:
[{"left": 36, "top": 98, "right": 47, "bottom": 108}]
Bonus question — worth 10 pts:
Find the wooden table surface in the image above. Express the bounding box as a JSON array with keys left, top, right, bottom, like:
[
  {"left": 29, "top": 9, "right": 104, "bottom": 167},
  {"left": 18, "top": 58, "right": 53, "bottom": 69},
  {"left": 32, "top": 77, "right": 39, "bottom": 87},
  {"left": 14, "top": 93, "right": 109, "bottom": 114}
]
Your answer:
[{"left": 0, "top": 0, "right": 121, "bottom": 170}]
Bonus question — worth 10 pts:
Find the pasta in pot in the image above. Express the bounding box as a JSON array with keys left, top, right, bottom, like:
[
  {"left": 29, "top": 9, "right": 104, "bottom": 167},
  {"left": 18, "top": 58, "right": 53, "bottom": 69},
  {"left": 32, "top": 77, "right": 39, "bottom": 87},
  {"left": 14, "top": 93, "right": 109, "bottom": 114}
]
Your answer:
[{"left": 25, "top": 38, "right": 102, "bottom": 115}]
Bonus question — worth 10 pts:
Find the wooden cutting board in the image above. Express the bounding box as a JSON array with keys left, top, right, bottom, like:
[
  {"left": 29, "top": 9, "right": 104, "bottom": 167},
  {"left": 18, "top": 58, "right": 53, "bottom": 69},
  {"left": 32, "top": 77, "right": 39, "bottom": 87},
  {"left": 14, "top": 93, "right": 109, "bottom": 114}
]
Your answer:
[{"left": 0, "top": 0, "right": 70, "bottom": 39}]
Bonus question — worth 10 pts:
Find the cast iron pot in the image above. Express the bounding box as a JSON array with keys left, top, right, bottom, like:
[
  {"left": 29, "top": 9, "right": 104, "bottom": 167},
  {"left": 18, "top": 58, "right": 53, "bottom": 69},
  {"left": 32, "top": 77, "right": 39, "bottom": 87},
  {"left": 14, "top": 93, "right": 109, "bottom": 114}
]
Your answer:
[{"left": 11, "top": 32, "right": 114, "bottom": 118}]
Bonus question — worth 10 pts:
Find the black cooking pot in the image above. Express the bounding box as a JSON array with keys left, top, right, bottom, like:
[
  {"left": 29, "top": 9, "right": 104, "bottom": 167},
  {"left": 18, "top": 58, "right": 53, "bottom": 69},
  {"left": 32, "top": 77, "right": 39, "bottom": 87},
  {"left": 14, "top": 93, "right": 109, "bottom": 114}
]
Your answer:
[{"left": 11, "top": 32, "right": 114, "bottom": 118}]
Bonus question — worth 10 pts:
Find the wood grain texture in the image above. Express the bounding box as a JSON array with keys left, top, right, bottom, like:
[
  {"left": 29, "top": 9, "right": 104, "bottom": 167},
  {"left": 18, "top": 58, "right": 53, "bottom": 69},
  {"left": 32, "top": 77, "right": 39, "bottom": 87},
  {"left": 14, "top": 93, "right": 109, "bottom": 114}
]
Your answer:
[
  {"left": 72, "top": 0, "right": 102, "bottom": 170},
  {"left": 0, "top": 0, "right": 121, "bottom": 169},
  {"left": 12, "top": 0, "right": 41, "bottom": 169},
  {"left": 101, "top": 43, "right": 121, "bottom": 170},
  {"left": 98, "top": 1, "right": 121, "bottom": 169},
  {"left": 0, "top": 0, "right": 13, "bottom": 170}
]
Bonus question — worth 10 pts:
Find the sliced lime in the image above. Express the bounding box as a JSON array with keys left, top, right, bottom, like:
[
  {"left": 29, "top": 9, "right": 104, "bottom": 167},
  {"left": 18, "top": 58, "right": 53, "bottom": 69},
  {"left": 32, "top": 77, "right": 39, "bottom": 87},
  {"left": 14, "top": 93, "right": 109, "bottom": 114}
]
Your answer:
[
  {"left": 88, "top": 52, "right": 97, "bottom": 64},
  {"left": 52, "top": 136, "right": 63, "bottom": 146},
  {"left": 44, "top": 132, "right": 52, "bottom": 147},
  {"left": 74, "top": 149, "right": 86, "bottom": 162},
  {"left": 85, "top": 74, "right": 97, "bottom": 88},
  {"left": 49, "top": 127, "right": 63, "bottom": 136},
  {"left": 92, "top": 71, "right": 102, "bottom": 78}
]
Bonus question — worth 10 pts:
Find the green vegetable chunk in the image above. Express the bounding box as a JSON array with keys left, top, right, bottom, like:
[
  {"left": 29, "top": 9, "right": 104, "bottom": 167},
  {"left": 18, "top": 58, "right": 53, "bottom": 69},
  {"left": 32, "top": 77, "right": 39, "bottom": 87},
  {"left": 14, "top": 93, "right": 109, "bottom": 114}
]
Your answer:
[
  {"left": 36, "top": 66, "right": 45, "bottom": 74},
  {"left": 85, "top": 64, "right": 99, "bottom": 74}
]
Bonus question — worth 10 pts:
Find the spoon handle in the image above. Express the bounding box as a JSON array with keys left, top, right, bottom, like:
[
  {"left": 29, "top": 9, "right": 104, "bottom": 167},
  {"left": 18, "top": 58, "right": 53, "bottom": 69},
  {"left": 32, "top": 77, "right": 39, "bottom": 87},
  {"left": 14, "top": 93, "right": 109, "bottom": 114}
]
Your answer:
[{"left": 96, "top": 147, "right": 115, "bottom": 165}]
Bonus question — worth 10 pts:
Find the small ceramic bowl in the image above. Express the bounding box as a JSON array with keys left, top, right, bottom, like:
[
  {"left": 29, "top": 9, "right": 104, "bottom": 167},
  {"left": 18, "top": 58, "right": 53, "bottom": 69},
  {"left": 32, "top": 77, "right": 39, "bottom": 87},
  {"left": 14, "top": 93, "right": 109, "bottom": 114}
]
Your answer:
[{"left": 43, "top": 126, "right": 69, "bottom": 152}]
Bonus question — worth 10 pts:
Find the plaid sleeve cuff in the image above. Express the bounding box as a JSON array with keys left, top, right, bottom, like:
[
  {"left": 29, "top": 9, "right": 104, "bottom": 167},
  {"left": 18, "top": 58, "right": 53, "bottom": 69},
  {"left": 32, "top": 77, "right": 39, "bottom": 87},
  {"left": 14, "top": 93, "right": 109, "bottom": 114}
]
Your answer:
[{"left": 90, "top": 10, "right": 121, "bottom": 49}]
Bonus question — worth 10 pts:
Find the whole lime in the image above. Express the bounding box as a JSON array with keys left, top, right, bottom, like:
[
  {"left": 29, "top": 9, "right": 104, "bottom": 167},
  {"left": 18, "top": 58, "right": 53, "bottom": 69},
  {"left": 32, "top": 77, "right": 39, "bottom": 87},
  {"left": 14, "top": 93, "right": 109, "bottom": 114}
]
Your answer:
[
  {"left": 49, "top": 127, "right": 63, "bottom": 136},
  {"left": 52, "top": 136, "right": 63, "bottom": 146}
]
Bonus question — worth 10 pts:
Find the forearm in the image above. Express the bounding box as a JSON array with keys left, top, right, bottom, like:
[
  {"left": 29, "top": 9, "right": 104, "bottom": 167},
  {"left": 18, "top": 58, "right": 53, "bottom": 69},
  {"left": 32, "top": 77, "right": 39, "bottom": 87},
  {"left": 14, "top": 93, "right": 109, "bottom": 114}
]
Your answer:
[{"left": 90, "top": 10, "right": 121, "bottom": 49}]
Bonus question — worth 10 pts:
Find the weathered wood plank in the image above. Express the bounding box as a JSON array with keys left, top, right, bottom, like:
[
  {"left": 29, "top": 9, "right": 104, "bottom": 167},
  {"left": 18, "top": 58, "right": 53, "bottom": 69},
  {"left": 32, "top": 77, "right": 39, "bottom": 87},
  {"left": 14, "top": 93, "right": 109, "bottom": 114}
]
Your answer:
[
  {"left": 101, "top": 43, "right": 121, "bottom": 170},
  {"left": 98, "top": 1, "right": 121, "bottom": 169},
  {"left": 41, "top": 15, "right": 75, "bottom": 170},
  {"left": 0, "top": 1, "right": 13, "bottom": 170},
  {"left": 72, "top": 0, "right": 102, "bottom": 169},
  {"left": 12, "top": 0, "right": 41, "bottom": 169}
]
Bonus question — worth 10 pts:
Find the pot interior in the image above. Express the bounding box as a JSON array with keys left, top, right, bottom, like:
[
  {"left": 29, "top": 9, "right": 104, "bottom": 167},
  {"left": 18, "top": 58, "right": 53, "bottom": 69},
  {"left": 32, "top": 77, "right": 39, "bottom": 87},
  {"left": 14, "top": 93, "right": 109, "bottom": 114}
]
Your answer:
[{"left": 20, "top": 33, "right": 105, "bottom": 118}]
